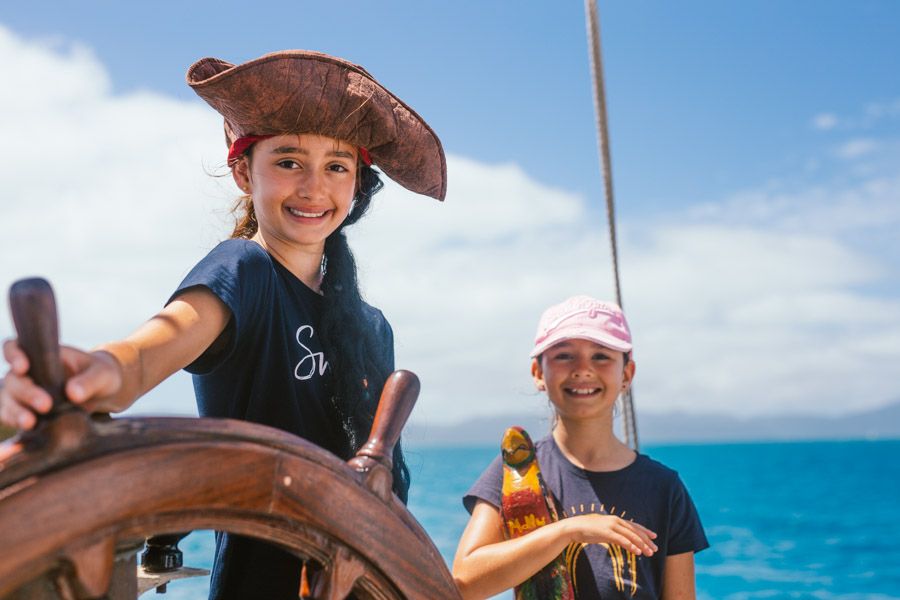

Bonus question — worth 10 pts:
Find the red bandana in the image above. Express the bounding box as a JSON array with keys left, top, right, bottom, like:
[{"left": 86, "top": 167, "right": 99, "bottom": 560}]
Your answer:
[{"left": 227, "top": 135, "right": 273, "bottom": 166}]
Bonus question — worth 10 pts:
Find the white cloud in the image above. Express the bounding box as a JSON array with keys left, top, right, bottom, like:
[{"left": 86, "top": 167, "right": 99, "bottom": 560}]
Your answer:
[
  {"left": 0, "top": 24, "right": 228, "bottom": 417},
  {"left": 863, "top": 98, "right": 900, "bottom": 122},
  {"left": 355, "top": 169, "right": 900, "bottom": 420},
  {"left": 812, "top": 112, "right": 838, "bottom": 131},
  {"left": 813, "top": 98, "right": 900, "bottom": 132},
  {"left": 352, "top": 167, "right": 614, "bottom": 424},
  {"left": 687, "top": 172, "right": 900, "bottom": 236},
  {"left": 1, "top": 24, "right": 898, "bottom": 427},
  {"left": 835, "top": 138, "right": 878, "bottom": 159},
  {"left": 623, "top": 229, "right": 899, "bottom": 416},
  {"left": 0, "top": 29, "right": 110, "bottom": 111}
]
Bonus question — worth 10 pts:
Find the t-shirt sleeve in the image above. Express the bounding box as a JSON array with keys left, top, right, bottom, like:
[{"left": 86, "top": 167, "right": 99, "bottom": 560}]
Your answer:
[
  {"left": 666, "top": 473, "right": 710, "bottom": 555},
  {"left": 463, "top": 455, "right": 504, "bottom": 514},
  {"left": 366, "top": 305, "right": 395, "bottom": 373},
  {"left": 167, "top": 240, "right": 274, "bottom": 374}
]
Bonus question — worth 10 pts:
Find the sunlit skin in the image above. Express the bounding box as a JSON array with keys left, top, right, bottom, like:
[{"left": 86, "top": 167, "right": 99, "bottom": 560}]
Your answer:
[
  {"left": 231, "top": 133, "right": 359, "bottom": 290},
  {"left": 0, "top": 133, "right": 361, "bottom": 432},
  {"left": 452, "top": 338, "right": 697, "bottom": 600}
]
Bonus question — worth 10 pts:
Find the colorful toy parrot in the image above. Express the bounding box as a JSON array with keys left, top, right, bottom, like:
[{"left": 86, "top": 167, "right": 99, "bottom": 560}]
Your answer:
[{"left": 500, "top": 426, "right": 575, "bottom": 600}]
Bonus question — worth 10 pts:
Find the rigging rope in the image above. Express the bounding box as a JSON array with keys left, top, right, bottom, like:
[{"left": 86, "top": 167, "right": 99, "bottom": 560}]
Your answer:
[{"left": 584, "top": 0, "right": 639, "bottom": 450}]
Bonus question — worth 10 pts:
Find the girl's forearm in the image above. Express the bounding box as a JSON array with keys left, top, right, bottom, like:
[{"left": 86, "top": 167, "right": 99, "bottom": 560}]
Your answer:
[
  {"left": 453, "top": 520, "right": 573, "bottom": 600},
  {"left": 92, "top": 291, "right": 230, "bottom": 413},
  {"left": 93, "top": 340, "right": 144, "bottom": 411}
]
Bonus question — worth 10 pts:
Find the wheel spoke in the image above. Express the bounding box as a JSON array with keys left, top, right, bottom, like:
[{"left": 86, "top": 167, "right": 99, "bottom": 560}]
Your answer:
[
  {"left": 66, "top": 536, "right": 115, "bottom": 598},
  {"left": 314, "top": 546, "right": 366, "bottom": 600}
]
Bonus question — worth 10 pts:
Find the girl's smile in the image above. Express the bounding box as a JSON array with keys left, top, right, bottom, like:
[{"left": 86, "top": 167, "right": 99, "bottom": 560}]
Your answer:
[
  {"left": 286, "top": 207, "right": 326, "bottom": 218},
  {"left": 565, "top": 387, "right": 602, "bottom": 397}
]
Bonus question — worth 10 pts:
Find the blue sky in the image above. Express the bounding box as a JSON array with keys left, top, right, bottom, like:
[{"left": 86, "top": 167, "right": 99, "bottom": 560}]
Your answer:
[
  {"left": 1, "top": 2, "right": 899, "bottom": 425},
  {"left": 5, "top": 1, "right": 899, "bottom": 213}
]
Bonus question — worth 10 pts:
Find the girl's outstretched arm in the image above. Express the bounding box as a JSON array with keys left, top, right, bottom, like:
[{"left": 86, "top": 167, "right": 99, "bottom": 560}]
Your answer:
[
  {"left": 662, "top": 551, "right": 696, "bottom": 600},
  {"left": 1, "top": 288, "right": 229, "bottom": 428},
  {"left": 452, "top": 499, "right": 658, "bottom": 600}
]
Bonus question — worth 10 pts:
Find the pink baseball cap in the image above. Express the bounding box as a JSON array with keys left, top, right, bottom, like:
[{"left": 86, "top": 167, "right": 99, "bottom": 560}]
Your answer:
[{"left": 530, "top": 295, "right": 632, "bottom": 358}]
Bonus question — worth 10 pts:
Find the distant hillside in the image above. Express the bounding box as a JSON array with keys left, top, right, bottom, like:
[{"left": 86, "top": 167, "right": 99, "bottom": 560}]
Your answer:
[
  {"left": 3, "top": 403, "right": 896, "bottom": 447},
  {"left": 405, "top": 400, "right": 900, "bottom": 447},
  {"left": 636, "top": 400, "right": 900, "bottom": 443}
]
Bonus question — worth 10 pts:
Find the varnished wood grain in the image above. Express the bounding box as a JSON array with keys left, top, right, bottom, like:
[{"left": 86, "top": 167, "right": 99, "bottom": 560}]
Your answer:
[
  {"left": 8, "top": 278, "right": 68, "bottom": 415},
  {"left": 0, "top": 278, "right": 461, "bottom": 600}
]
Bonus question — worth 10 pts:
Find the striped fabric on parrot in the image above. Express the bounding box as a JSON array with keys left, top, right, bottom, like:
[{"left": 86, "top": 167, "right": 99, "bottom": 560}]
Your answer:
[{"left": 500, "top": 426, "right": 575, "bottom": 600}]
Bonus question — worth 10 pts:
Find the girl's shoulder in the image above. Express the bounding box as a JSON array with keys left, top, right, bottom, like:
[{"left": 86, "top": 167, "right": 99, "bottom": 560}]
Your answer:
[
  {"left": 360, "top": 302, "right": 392, "bottom": 331},
  {"left": 193, "top": 238, "right": 281, "bottom": 289},
  {"left": 174, "top": 239, "right": 279, "bottom": 310},
  {"left": 204, "top": 238, "right": 273, "bottom": 267},
  {"left": 631, "top": 453, "right": 681, "bottom": 486}
]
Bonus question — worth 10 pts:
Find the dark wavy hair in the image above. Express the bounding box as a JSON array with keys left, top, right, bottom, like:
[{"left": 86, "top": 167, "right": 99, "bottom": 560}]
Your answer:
[{"left": 230, "top": 158, "right": 410, "bottom": 503}]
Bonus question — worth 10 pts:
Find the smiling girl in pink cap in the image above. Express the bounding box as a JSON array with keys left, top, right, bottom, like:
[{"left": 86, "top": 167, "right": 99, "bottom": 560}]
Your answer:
[{"left": 453, "top": 295, "right": 708, "bottom": 599}]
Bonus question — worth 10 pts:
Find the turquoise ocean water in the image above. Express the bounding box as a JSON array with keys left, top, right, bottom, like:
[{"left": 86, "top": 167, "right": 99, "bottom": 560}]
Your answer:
[{"left": 168, "top": 439, "right": 900, "bottom": 599}]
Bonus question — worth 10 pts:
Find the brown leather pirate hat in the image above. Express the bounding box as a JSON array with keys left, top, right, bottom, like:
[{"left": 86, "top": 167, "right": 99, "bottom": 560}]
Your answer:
[{"left": 187, "top": 50, "right": 447, "bottom": 200}]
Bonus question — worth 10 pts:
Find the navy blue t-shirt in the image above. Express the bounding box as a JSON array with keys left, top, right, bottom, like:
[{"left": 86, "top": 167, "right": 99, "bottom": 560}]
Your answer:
[
  {"left": 170, "top": 238, "right": 394, "bottom": 600},
  {"left": 464, "top": 435, "right": 708, "bottom": 599}
]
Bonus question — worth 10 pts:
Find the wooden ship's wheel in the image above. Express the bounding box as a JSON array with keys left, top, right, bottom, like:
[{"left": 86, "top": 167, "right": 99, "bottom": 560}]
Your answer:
[{"left": 0, "top": 279, "right": 462, "bottom": 600}]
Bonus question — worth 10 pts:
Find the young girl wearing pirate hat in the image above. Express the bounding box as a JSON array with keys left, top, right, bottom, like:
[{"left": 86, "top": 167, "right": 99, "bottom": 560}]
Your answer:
[{"left": 1, "top": 50, "right": 445, "bottom": 599}]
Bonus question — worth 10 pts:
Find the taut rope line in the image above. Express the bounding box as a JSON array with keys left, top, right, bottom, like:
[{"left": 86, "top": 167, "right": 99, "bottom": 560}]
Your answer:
[{"left": 584, "top": 0, "right": 639, "bottom": 450}]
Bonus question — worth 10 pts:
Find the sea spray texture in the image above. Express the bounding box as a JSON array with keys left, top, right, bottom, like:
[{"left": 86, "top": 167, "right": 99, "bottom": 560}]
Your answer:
[
  {"left": 169, "top": 440, "right": 900, "bottom": 599},
  {"left": 499, "top": 426, "right": 575, "bottom": 600}
]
